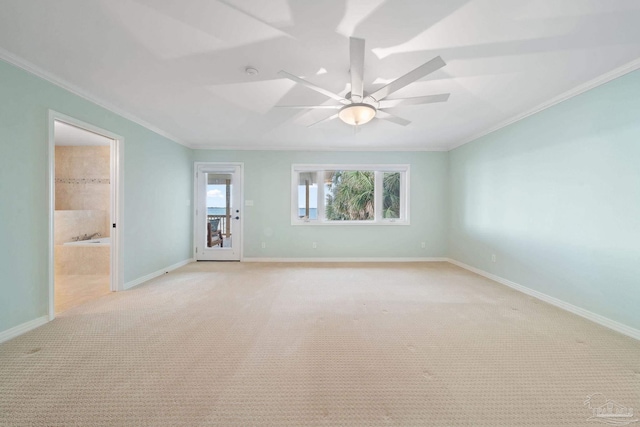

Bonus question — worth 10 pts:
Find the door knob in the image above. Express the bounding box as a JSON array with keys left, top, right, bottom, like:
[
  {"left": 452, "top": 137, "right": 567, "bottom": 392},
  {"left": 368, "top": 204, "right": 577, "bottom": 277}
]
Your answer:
[{"left": 235, "top": 216, "right": 240, "bottom": 220}]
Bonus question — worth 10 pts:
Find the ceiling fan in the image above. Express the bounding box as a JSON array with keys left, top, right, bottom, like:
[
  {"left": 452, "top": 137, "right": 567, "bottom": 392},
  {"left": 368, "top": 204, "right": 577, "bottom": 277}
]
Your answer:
[{"left": 277, "top": 37, "right": 450, "bottom": 127}]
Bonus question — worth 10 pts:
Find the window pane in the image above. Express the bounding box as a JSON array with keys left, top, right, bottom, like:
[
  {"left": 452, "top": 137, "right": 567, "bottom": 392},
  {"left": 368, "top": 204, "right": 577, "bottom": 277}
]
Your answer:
[
  {"left": 206, "top": 173, "right": 232, "bottom": 248},
  {"left": 297, "top": 172, "right": 318, "bottom": 220},
  {"left": 383, "top": 172, "right": 401, "bottom": 219},
  {"left": 324, "top": 170, "right": 375, "bottom": 221}
]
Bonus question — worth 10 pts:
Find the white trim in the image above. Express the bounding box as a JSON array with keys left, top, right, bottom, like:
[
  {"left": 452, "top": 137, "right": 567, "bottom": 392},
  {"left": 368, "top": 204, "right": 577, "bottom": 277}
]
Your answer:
[
  {"left": 401, "top": 167, "right": 410, "bottom": 224},
  {"left": 293, "top": 163, "right": 410, "bottom": 172},
  {"left": 192, "top": 163, "right": 199, "bottom": 261},
  {"left": 4, "top": 45, "right": 639, "bottom": 154},
  {"left": 47, "top": 113, "right": 55, "bottom": 320},
  {"left": 374, "top": 171, "right": 383, "bottom": 223},
  {"left": 446, "top": 258, "right": 640, "bottom": 342},
  {"left": 0, "top": 50, "right": 188, "bottom": 148},
  {"left": 193, "top": 162, "right": 244, "bottom": 261},
  {"left": 190, "top": 144, "right": 451, "bottom": 152},
  {"left": 48, "top": 111, "right": 125, "bottom": 321},
  {"left": 291, "top": 164, "right": 410, "bottom": 226},
  {"left": 239, "top": 164, "right": 245, "bottom": 262},
  {"left": 243, "top": 257, "right": 448, "bottom": 263},
  {"left": 450, "top": 57, "right": 640, "bottom": 150},
  {"left": 124, "top": 258, "right": 194, "bottom": 290},
  {"left": 290, "top": 220, "right": 411, "bottom": 226},
  {"left": 0, "top": 316, "right": 49, "bottom": 344},
  {"left": 111, "top": 129, "right": 125, "bottom": 292}
]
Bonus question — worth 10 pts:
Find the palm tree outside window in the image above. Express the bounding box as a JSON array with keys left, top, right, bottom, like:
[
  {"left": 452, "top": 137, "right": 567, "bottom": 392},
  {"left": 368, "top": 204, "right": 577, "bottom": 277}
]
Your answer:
[{"left": 291, "top": 164, "right": 409, "bottom": 225}]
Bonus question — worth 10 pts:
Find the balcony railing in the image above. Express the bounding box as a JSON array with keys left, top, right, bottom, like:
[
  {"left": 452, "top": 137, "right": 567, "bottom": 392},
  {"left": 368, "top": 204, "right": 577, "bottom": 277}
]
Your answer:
[{"left": 207, "top": 214, "right": 231, "bottom": 238}]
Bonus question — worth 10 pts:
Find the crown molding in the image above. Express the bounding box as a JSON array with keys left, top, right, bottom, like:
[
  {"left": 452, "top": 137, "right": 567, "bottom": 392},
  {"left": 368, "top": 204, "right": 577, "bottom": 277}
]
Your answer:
[
  {"left": 5, "top": 44, "right": 639, "bottom": 154},
  {"left": 189, "top": 143, "right": 451, "bottom": 152},
  {"left": 0, "top": 48, "right": 191, "bottom": 149},
  {"left": 450, "top": 57, "right": 640, "bottom": 151},
  {"left": 0, "top": 46, "right": 446, "bottom": 153}
]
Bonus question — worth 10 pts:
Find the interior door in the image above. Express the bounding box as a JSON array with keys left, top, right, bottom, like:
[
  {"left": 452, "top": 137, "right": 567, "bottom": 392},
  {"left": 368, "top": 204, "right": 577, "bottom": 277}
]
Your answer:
[{"left": 196, "top": 164, "right": 242, "bottom": 261}]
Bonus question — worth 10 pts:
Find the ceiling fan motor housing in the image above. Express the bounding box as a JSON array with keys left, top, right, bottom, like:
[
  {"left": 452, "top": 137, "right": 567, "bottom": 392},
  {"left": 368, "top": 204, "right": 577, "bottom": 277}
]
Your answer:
[{"left": 338, "top": 103, "right": 377, "bottom": 126}]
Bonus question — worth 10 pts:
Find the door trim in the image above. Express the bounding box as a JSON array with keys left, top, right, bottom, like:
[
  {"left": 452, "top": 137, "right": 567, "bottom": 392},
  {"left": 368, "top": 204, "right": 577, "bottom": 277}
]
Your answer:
[
  {"left": 193, "top": 162, "right": 244, "bottom": 261},
  {"left": 47, "top": 111, "right": 125, "bottom": 320}
]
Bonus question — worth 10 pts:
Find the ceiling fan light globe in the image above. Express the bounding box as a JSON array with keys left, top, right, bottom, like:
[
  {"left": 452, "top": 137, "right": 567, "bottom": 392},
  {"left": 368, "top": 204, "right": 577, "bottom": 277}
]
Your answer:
[{"left": 338, "top": 103, "right": 376, "bottom": 126}]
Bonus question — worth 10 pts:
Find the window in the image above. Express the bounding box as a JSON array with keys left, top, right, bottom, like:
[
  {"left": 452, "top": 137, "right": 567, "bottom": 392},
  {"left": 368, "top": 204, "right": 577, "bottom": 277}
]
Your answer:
[
  {"left": 291, "top": 164, "right": 409, "bottom": 225},
  {"left": 297, "top": 172, "right": 318, "bottom": 220},
  {"left": 382, "top": 172, "right": 401, "bottom": 219}
]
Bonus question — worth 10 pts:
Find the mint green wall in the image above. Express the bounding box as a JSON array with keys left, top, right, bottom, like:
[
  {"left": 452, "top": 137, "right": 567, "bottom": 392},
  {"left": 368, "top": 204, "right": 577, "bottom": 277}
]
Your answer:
[
  {"left": 3, "top": 52, "right": 638, "bottom": 337},
  {"left": 449, "top": 70, "right": 640, "bottom": 330},
  {"left": 193, "top": 150, "right": 449, "bottom": 259},
  {"left": 0, "top": 60, "right": 193, "bottom": 332}
]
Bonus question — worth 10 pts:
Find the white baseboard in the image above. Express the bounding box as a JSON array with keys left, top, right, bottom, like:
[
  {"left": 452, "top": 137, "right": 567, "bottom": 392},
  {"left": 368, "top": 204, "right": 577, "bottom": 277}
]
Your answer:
[
  {"left": 0, "top": 315, "right": 49, "bottom": 344},
  {"left": 242, "top": 257, "right": 449, "bottom": 263},
  {"left": 124, "top": 258, "right": 194, "bottom": 290},
  {"left": 446, "top": 258, "right": 640, "bottom": 342}
]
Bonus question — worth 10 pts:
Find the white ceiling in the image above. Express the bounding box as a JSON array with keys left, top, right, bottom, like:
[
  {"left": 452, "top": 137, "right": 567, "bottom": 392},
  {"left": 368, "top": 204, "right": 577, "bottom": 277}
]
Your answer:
[
  {"left": 2, "top": 0, "right": 640, "bottom": 151},
  {"left": 54, "top": 121, "right": 112, "bottom": 146}
]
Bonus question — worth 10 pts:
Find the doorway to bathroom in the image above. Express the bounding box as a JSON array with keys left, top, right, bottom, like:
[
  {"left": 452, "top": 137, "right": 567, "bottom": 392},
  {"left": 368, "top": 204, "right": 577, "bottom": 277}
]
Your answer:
[{"left": 48, "top": 112, "right": 123, "bottom": 318}]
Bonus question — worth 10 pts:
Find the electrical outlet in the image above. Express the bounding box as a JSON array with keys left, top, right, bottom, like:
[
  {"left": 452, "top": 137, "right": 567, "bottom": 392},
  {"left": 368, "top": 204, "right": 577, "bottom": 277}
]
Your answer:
[
  {"left": 261, "top": 242, "right": 266, "bottom": 249},
  {"left": 491, "top": 253, "right": 497, "bottom": 263},
  {"left": 421, "top": 242, "right": 426, "bottom": 249},
  {"left": 312, "top": 242, "right": 317, "bottom": 249}
]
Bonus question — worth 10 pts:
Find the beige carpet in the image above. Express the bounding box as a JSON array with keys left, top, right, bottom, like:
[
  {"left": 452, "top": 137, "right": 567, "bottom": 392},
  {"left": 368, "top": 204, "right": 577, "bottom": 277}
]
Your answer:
[{"left": 1, "top": 262, "right": 639, "bottom": 426}]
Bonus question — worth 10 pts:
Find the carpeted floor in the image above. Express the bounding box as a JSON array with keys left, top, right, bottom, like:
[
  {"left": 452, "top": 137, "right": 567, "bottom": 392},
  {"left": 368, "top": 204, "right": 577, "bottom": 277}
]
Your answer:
[{"left": 1, "top": 262, "right": 639, "bottom": 426}]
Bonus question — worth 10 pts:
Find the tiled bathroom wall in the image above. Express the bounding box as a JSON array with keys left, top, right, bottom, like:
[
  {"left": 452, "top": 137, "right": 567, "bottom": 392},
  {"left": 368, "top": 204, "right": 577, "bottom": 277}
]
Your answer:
[
  {"left": 54, "top": 246, "right": 110, "bottom": 275},
  {"left": 55, "top": 146, "right": 110, "bottom": 211},
  {"left": 54, "top": 145, "right": 110, "bottom": 276},
  {"left": 54, "top": 210, "right": 110, "bottom": 245}
]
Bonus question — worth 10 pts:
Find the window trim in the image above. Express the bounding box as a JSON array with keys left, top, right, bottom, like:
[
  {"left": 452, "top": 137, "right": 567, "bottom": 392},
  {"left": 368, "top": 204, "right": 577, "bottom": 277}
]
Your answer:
[{"left": 291, "top": 164, "right": 410, "bottom": 226}]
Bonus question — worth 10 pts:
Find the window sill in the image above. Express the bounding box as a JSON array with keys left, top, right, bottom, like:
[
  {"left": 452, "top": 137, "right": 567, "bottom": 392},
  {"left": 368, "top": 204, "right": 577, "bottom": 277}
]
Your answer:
[{"left": 291, "top": 220, "right": 410, "bottom": 226}]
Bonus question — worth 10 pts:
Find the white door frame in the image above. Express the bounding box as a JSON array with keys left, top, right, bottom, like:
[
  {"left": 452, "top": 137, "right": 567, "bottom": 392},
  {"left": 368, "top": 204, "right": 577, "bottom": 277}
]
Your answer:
[
  {"left": 47, "top": 111, "right": 125, "bottom": 320},
  {"left": 193, "top": 162, "right": 244, "bottom": 261}
]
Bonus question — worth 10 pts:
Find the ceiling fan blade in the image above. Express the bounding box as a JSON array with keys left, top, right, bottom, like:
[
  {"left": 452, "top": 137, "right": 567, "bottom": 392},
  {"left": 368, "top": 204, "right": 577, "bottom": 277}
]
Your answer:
[
  {"left": 307, "top": 113, "right": 339, "bottom": 127},
  {"left": 376, "top": 110, "right": 411, "bottom": 126},
  {"left": 277, "top": 105, "right": 342, "bottom": 109},
  {"left": 349, "top": 37, "right": 365, "bottom": 102},
  {"left": 278, "top": 70, "right": 349, "bottom": 104},
  {"left": 378, "top": 93, "right": 450, "bottom": 109},
  {"left": 370, "top": 56, "right": 446, "bottom": 101}
]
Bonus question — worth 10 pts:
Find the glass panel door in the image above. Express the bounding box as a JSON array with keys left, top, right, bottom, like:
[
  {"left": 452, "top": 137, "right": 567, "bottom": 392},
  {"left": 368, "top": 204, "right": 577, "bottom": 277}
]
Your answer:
[{"left": 196, "top": 164, "right": 241, "bottom": 261}]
